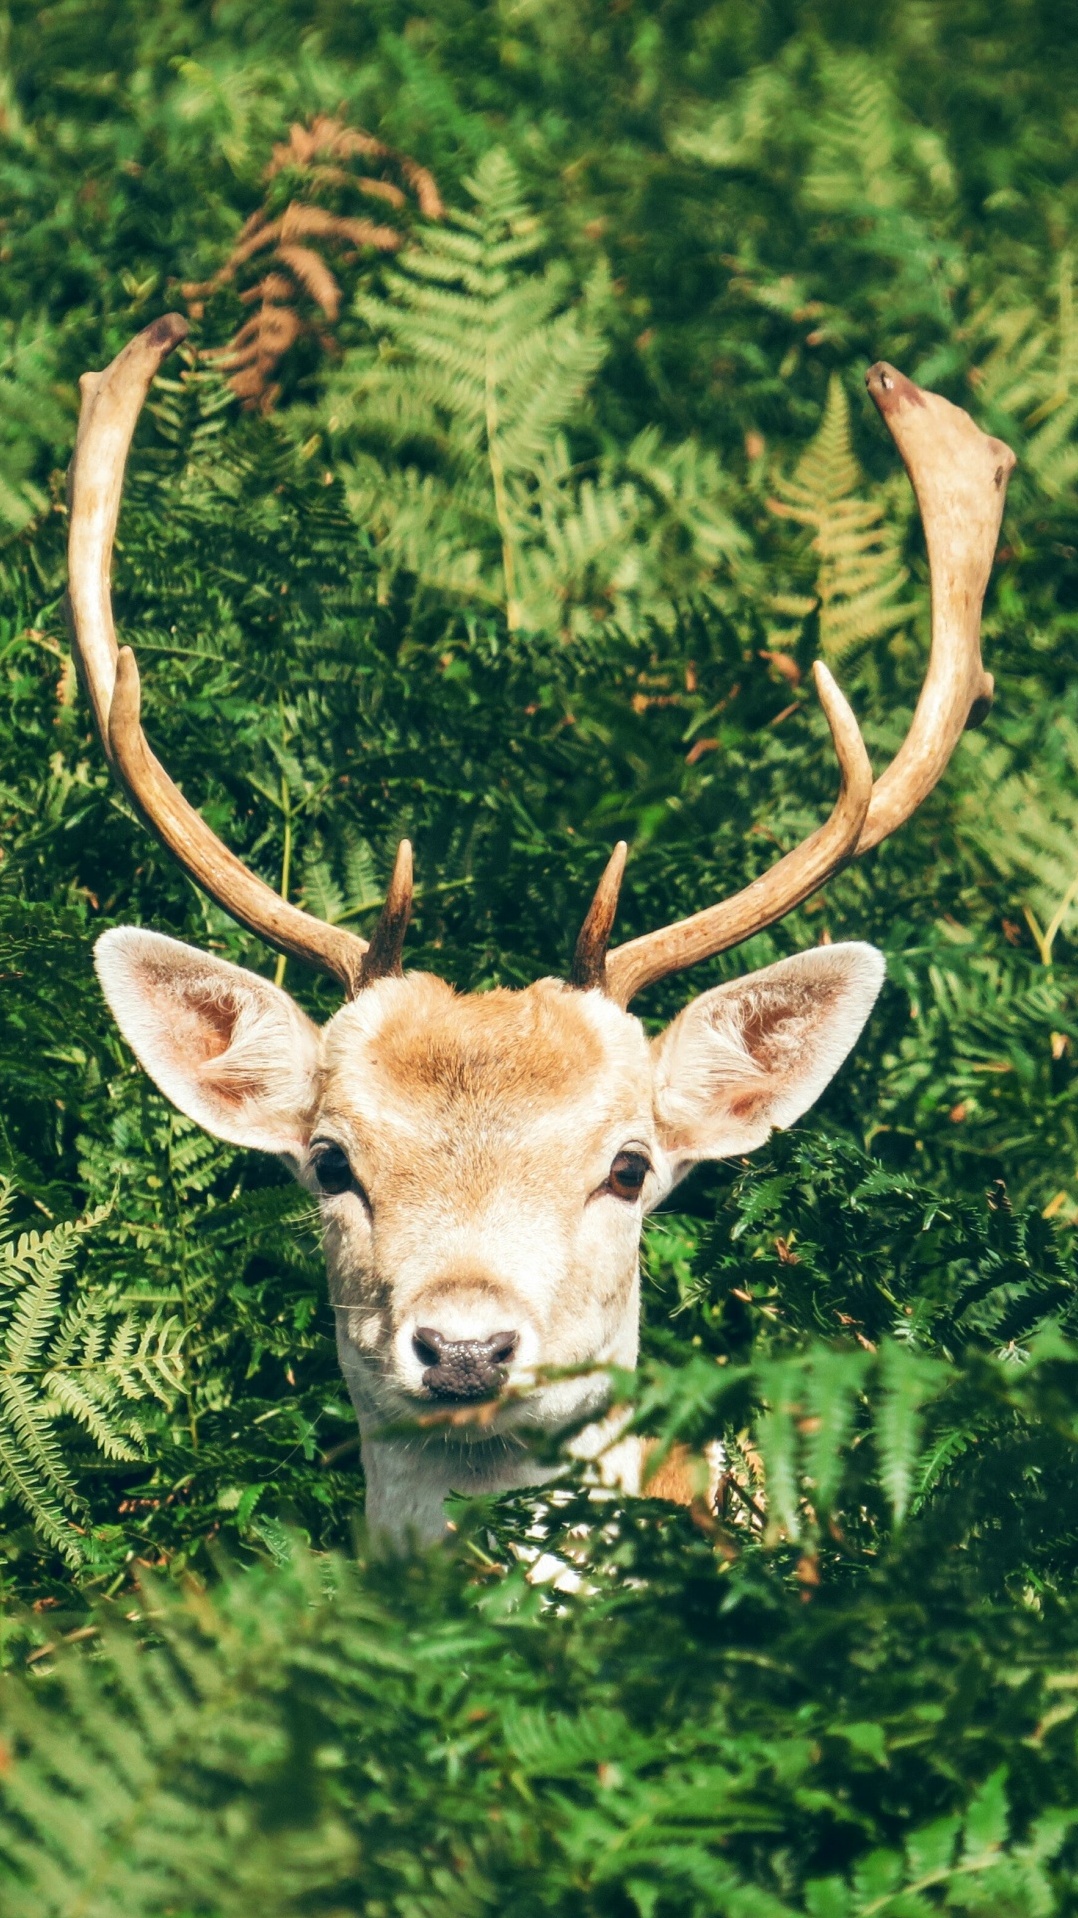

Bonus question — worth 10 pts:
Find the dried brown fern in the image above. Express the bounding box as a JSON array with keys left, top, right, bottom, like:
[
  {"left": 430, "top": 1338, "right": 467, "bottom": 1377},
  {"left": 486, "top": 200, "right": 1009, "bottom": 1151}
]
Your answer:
[{"left": 184, "top": 117, "right": 444, "bottom": 410}]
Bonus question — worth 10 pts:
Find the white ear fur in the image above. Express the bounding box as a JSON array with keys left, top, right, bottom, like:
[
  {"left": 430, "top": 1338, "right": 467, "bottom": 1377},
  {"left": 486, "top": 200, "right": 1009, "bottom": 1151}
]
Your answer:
[
  {"left": 652, "top": 943, "right": 885, "bottom": 1178},
  {"left": 94, "top": 928, "right": 321, "bottom": 1162}
]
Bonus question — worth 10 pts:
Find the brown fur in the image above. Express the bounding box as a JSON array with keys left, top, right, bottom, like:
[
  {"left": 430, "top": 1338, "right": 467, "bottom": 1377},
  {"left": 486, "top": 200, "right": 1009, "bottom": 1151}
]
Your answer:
[{"left": 368, "top": 976, "right": 605, "bottom": 1109}]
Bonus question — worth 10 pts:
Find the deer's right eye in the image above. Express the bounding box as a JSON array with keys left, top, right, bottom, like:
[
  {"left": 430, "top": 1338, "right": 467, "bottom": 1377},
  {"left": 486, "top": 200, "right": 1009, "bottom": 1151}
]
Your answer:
[
  {"left": 606, "top": 1150, "right": 651, "bottom": 1201},
  {"left": 312, "top": 1143, "right": 355, "bottom": 1196}
]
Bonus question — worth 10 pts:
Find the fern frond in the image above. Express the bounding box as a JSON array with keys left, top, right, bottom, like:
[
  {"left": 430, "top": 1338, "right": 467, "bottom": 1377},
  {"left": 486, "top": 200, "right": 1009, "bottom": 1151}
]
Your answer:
[
  {"left": 804, "top": 52, "right": 954, "bottom": 216},
  {"left": 802, "top": 1347, "right": 871, "bottom": 1514},
  {"left": 769, "top": 374, "right": 916, "bottom": 660},
  {"left": 42, "top": 1371, "right": 141, "bottom": 1460},
  {"left": 872, "top": 1342, "right": 949, "bottom": 1524},
  {"left": 326, "top": 150, "right": 745, "bottom": 641},
  {"left": 959, "top": 724, "right": 1078, "bottom": 961},
  {"left": 185, "top": 116, "right": 443, "bottom": 410},
  {"left": 0, "top": 1187, "right": 182, "bottom": 1560},
  {"left": 754, "top": 1356, "right": 805, "bottom": 1541},
  {"left": 0, "top": 1425, "right": 79, "bottom": 1560},
  {"left": 968, "top": 254, "right": 1078, "bottom": 497}
]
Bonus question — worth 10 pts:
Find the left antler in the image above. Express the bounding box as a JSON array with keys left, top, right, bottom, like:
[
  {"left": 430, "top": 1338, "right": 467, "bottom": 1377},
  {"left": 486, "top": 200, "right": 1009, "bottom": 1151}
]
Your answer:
[
  {"left": 579, "top": 365, "right": 1015, "bottom": 1007},
  {"left": 66, "top": 315, "right": 410, "bottom": 996}
]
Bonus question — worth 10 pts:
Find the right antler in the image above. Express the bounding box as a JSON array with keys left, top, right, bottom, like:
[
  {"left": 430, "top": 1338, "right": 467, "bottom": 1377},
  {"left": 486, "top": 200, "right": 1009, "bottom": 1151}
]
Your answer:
[
  {"left": 66, "top": 315, "right": 409, "bottom": 997},
  {"left": 582, "top": 365, "right": 1015, "bottom": 1007}
]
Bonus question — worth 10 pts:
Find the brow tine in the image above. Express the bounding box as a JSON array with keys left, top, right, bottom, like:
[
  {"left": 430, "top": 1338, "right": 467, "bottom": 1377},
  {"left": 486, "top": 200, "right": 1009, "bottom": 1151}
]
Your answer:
[
  {"left": 357, "top": 839, "right": 414, "bottom": 989},
  {"left": 570, "top": 841, "right": 628, "bottom": 991}
]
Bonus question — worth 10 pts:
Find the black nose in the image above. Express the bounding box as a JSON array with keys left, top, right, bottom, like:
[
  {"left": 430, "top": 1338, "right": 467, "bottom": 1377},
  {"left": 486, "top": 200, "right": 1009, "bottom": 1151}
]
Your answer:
[{"left": 413, "top": 1327, "right": 518, "bottom": 1400}]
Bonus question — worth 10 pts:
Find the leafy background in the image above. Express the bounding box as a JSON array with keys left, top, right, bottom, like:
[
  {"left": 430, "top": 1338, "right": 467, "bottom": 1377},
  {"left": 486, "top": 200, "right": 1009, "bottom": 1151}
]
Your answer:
[{"left": 3, "top": 0, "right": 1078, "bottom": 1910}]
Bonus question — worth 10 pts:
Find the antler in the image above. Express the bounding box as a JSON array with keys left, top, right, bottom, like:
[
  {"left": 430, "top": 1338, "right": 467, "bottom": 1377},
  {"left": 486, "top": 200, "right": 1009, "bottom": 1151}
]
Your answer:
[
  {"left": 66, "top": 314, "right": 410, "bottom": 997},
  {"left": 68, "top": 323, "right": 1014, "bottom": 1010},
  {"left": 583, "top": 364, "right": 1015, "bottom": 1008}
]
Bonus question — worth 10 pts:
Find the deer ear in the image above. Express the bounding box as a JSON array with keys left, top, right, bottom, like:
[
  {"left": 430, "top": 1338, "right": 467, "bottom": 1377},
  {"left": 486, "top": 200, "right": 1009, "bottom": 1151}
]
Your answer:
[
  {"left": 652, "top": 943, "right": 885, "bottom": 1180},
  {"left": 94, "top": 929, "right": 321, "bottom": 1163}
]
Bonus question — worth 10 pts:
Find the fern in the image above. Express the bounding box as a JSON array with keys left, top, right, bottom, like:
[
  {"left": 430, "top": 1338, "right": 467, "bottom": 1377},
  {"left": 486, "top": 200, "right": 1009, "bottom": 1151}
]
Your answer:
[
  {"left": 871, "top": 1340, "right": 948, "bottom": 1525},
  {"left": 803, "top": 52, "right": 955, "bottom": 221},
  {"left": 807, "top": 1769, "right": 1072, "bottom": 1917},
  {"left": 959, "top": 724, "right": 1078, "bottom": 963},
  {"left": 753, "top": 1354, "right": 806, "bottom": 1540},
  {"left": 967, "top": 254, "right": 1078, "bottom": 497},
  {"left": 0, "top": 1182, "right": 183, "bottom": 1563},
  {"left": 751, "top": 1344, "right": 945, "bottom": 1537},
  {"left": 321, "top": 147, "right": 745, "bottom": 641},
  {"left": 4, "top": 1543, "right": 1074, "bottom": 1918},
  {"left": 327, "top": 146, "right": 609, "bottom": 627},
  {"left": 185, "top": 116, "right": 444, "bottom": 410},
  {"left": 768, "top": 373, "right": 916, "bottom": 661},
  {"left": 0, "top": 326, "right": 70, "bottom": 539}
]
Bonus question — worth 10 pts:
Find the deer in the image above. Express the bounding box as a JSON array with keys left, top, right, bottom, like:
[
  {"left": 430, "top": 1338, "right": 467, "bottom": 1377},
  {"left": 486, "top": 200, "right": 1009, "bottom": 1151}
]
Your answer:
[{"left": 65, "top": 315, "right": 1014, "bottom": 1545}]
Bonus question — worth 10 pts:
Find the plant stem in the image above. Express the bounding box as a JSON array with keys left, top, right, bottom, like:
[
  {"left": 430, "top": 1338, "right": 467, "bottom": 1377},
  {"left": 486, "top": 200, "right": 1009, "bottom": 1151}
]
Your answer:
[
  {"left": 168, "top": 1118, "right": 199, "bottom": 1454},
  {"left": 1025, "top": 865, "right": 1078, "bottom": 966},
  {"left": 274, "top": 770, "right": 292, "bottom": 991},
  {"left": 485, "top": 345, "right": 520, "bottom": 631}
]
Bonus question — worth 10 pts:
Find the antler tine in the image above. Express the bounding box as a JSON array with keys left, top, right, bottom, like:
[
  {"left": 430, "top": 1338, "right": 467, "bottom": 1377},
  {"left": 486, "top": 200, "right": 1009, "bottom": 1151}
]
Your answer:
[
  {"left": 601, "top": 366, "right": 1015, "bottom": 1009},
  {"left": 358, "top": 838, "right": 414, "bottom": 986},
  {"left": 571, "top": 840, "right": 628, "bottom": 991},
  {"left": 66, "top": 314, "right": 373, "bottom": 997},
  {"left": 857, "top": 362, "right": 1014, "bottom": 852},
  {"left": 603, "top": 665, "right": 873, "bottom": 1007}
]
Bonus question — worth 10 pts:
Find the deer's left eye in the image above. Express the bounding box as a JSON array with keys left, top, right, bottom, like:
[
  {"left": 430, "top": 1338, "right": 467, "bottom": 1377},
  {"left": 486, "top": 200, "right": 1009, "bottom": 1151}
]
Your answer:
[{"left": 606, "top": 1150, "right": 651, "bottom": 1201}]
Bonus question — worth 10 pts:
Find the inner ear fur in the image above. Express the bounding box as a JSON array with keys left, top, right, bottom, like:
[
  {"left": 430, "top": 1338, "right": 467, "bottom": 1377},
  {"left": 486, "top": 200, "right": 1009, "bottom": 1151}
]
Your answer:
[
  {"left": 652, "top": 943, "right": 885, "bottom": 1172},
  {"left": 94, "top": 928, "right": 321, "bottom": 1160}
]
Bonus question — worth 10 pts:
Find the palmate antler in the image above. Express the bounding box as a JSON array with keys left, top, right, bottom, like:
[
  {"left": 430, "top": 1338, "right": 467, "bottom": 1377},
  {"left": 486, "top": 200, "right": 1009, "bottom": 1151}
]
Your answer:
[
  {"left": 66, "top": 318, "right": 1014, "bottom": 1006},
  {"left": 577, "top": 363, "right": 1016, "bottom": 1005}
]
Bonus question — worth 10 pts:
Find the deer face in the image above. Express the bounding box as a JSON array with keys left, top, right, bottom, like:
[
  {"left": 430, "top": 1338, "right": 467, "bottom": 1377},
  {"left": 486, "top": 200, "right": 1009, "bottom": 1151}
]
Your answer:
[
  {"left": 312, "top": 974, "right": 654, "bottom": 1439},
  {"left": 95, "top": 931, "right": 884, "bottom": 1450}
]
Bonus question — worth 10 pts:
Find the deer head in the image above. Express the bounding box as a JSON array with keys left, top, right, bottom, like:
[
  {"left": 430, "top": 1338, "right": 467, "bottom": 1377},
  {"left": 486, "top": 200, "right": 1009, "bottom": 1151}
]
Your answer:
[{"left": 68, "top": 317, "right": 1014, "bottom": 1543}]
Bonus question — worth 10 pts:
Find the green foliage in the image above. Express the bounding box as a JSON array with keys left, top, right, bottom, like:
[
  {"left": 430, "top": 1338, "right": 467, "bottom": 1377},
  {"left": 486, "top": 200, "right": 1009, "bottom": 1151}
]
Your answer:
[
  {"left": 0, "top": 1181, "right": 181, "bottom": 1564},
  {"left": 967, "top": 255, "right": 1078, "bottom": 498},
  {"left": 767, "top": 373, "right": 915, "bottom": 662},
  {"left": 959, "top": 722, "right": 1078, "bottom": 965},
  {"left": 322, "top": 147, "right": 745, "bottom": 643},
  {"left": 0, "top": 327, "right": 69, "bottom": 539},
  {"left": 2, "top": 1, "right": 1078, "bottom": 1911},
  {"left": 4, "top": 1528, "right": 1078, "bottom": 1918}
]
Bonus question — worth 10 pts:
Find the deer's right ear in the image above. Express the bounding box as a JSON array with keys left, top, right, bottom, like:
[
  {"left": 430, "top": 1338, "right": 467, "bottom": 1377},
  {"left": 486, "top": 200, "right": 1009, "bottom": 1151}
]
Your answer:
[
  {"left": 94, "top": 929, "right": 321, "bottom": 1163},
  {"left": 651, "top": 943, "right": 885, "bottom": 1182}
]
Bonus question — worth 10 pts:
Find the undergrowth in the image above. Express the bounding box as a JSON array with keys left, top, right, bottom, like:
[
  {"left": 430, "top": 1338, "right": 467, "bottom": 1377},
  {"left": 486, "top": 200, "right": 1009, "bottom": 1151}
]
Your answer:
[{"left": 2, "top": 2, "right": 1078, "bottom": 1911}]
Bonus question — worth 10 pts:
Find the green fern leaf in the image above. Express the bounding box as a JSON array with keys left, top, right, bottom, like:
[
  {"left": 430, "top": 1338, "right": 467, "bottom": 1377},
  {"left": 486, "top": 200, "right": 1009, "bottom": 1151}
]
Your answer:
[
  {"left": 872, "top": 1342, "right": 948, "bottom": 1525},
  {"left": 0, "top": 1186, "right": 183, "bottom": 1560},
  {"left": 769, "top": 374, "right": 916, "bottom": 661},
  {"left": 322, "top": 149, "right": 744, "bottom": 642}
]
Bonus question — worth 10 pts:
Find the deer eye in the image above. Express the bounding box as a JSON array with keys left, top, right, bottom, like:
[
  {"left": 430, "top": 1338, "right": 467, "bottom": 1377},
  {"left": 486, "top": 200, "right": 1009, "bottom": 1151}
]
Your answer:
[
  {"left": 606, "top": 1150, "right": 651, "bottom": 1201},
  {"left": 312, "top": 1142, "right": 356, "bottom": 1197}
]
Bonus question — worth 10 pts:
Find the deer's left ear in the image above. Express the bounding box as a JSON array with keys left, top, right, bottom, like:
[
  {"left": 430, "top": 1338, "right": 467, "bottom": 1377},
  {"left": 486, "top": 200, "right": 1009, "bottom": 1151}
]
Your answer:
[{"left": 651, "top": 943, "right": 885, "bottom": 1181}]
